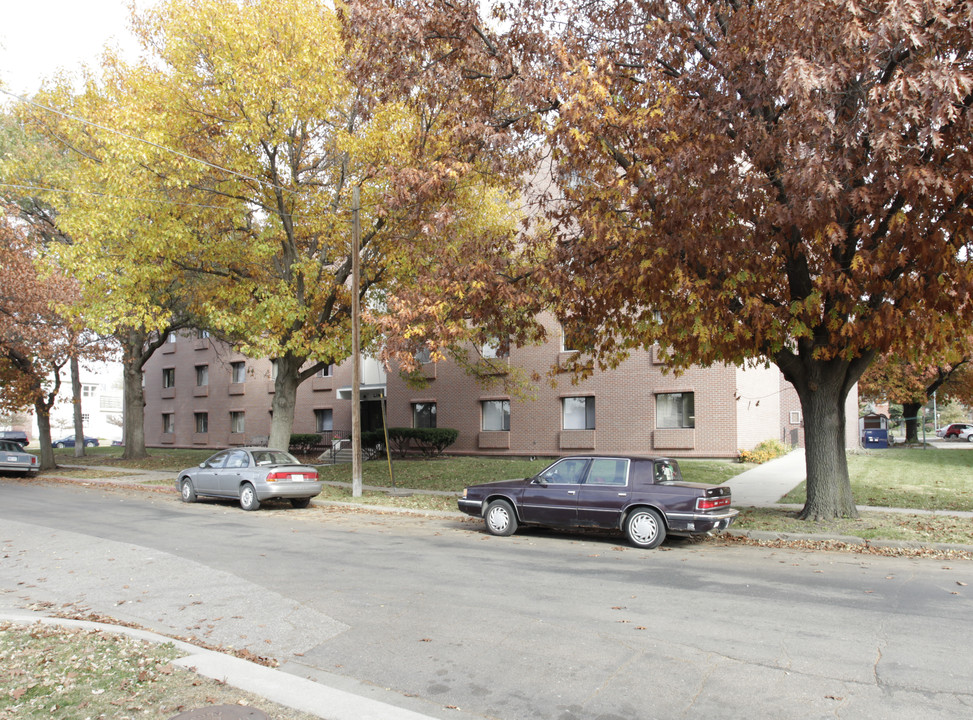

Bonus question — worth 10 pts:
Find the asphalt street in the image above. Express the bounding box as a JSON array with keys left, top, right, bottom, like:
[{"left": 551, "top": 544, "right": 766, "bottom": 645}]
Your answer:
[{"left": 2, "top": 479, "right": 972, "bottom": 720}]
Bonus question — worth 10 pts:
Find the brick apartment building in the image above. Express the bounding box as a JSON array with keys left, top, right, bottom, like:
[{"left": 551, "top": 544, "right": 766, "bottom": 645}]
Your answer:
[{"left": 142, "top": 321, "right": 859, "bottom": 458}]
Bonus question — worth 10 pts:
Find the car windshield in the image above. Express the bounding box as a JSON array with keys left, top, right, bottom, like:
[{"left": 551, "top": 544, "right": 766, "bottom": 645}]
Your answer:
[{"left": 252, "top": 450, "right": 300, "bottom": 466}]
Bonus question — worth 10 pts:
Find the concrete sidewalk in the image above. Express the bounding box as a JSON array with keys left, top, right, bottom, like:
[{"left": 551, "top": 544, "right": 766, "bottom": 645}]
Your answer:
[{"left": 722, "top": 448, "right": 808, "bottom": 506}]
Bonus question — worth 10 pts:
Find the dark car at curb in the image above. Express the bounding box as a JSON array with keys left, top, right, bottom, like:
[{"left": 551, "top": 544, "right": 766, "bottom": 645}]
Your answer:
[
  {"left": 459, "top": 455, "right": 739, "bottom": 549},
  {"left": 53, "top": 435, "right": 100, "bottom": 448},
  {"left": 176, "top": 447, "right": 323, "bottom": 511},
  {"left": 0, "top": 431, "right": 29, "bottom": 448}
]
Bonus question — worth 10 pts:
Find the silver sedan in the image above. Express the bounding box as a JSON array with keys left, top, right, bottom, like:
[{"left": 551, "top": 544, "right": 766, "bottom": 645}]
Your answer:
[
  {"left": 176, "top": 447, "right": 322, "bottom": 510},
  {"left": 0, "top": 440, "right": 39, "bottom": 476}
]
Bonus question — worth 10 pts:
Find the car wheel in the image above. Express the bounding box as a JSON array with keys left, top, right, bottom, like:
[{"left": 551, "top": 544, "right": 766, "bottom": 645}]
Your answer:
[
  {"left": 968, "top": 435, "right": 973, "bottom": 443},
  {"left": 484, "top": 499, "right": 518, "bottom": 536},
  {"left": 54, "top": 442, "right": 64, "bottom": 449},
  {"left": 85, "top": 440, "right": 96, "bottom": 447},
  {"left": 179, "top": 478, "right": 197, "bottom": 503},
  {"left": 290, "top": 497, "right": 311, "bottom": 509},
  {"left": 239, "top": 483, "right": 260, "bottom": 511},
  {"left": 625, "top": 507, "right": 666, "bottom": 549}
]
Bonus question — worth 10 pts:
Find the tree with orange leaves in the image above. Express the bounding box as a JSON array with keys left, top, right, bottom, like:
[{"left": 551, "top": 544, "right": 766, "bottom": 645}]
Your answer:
[
  {"left": 510, "top": 0, "right": 973, "bottom": 519},
  {"left": 0, "top": 206, "right": 83, "bottom": 469}
]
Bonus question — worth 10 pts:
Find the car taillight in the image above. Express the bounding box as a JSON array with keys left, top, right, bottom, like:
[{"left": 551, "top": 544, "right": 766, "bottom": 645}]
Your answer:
[
  {"left": 31, "top": 457, "right": 37, "bottom": 466},
  {"left": 266, "top": 471, "right": 318, "bottom": 482},
  {"left": 696, "top": 496, "right": 731, "bottom": 511}
]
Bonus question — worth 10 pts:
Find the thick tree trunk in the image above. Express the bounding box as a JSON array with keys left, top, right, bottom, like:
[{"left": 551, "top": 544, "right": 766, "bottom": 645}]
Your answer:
[
  {"left": 70, "top": 355, "right": 85, "bottom": 458},
  {"left": 121, "top": 335, "right": 149, "bottom": 460},
  {"left": 777, "top": 351, "right": 874, "bottom": 520},
  {"left": 901, "top": 401, "right": 922, "bottom": 444},
  {"left": 268, "top": 353, "right": 304, "bottom": 451},
  {"left": 34, "top": 400, "right": 56, "bottom": 471}
]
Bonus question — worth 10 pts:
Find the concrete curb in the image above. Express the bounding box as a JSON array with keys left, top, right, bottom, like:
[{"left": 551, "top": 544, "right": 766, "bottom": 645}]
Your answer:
[{"left": 0, "top": 611, "right": 438, "bottom": 720}]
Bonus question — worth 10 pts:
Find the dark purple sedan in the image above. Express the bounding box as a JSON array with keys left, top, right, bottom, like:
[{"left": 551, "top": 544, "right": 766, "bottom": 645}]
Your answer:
[{"left": 458, "top": 455, "right": 739, "bottom": 549}]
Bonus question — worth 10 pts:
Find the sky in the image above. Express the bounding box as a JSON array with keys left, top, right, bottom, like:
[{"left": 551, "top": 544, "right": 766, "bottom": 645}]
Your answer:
[{"left": 0, "top": 1, "right": 145, "bottom": 100}]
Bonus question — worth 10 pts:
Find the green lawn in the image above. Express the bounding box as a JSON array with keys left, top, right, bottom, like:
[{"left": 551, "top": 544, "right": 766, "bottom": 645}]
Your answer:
[
  {"left": 313, "top": 455, "right": 752, "bottom": 492},
  {"left": 781, "top": 448, "right": 973, "bottom": 512}
]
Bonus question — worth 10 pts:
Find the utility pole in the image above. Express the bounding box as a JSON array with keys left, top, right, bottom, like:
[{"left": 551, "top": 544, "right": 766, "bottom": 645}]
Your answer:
[{"left": 351, "top": 186, "right": 363, "bottom": 497}]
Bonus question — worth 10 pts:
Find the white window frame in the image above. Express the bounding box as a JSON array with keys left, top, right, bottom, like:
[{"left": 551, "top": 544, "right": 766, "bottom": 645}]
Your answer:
[
  {"left": 229, "top": 411, "right": 245, "bottom": 434},
  {"left": 562, "top": 396, "right": 596, "bottom": 430},
  {"left": 657, "top": 392, "right": 695, "bottom": 429},
  {"left": 481, "top": 400, "right": 510, "bottom": 431},
  {"left": 231, "top": 361, "right": 246, "bottom": 384},
  {"left": 195, "top": 364, "right": 209, "bottom": 387}
]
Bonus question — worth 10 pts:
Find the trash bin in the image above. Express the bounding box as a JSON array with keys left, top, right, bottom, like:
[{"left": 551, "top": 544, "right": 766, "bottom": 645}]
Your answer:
[{"left": 863, "top": 429, "right": 889, "bottom": 449}]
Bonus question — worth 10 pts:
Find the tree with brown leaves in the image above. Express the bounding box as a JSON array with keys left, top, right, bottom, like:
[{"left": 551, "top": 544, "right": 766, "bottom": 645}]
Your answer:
[
  {"left": 515, "top": 0, "right": 973, "bottom": 518},
  {"left": 0, "top": 207, "right": 83, "bottom": 469}
]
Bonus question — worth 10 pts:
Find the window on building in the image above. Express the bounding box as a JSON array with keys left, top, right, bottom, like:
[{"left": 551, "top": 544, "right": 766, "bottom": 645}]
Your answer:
[
  {"left": 560, "top": 322, "right": 592, "bottom": 353},
  {"left": 481, "top": 338, "right": 510, "bottom": 359},
  {"left": 316, "top": 364, "right": 333, "bottom": 378},
  {"left": 481, "top": 400, "right": 510, "bottom": 431},
  {"left": 562, "top": 396, "right": 595, "bottom": 430},
  {"left": 412, "top": 402, "right": 437, "bottom": 428},
  {"left": 81, "top": 413, "right": 90, "bottom": 423},
  {"left": 162, "top": 413, "right": 174, "bottom": 434},
  {"left": 162, "top": 368, "right": 175, "bottom": 388},
  {"left": 195, "top": 365, "right": 209, "bottom": 387},
  {"left": 81, "top": 384, "right": 97, "bottom": 398},
  {"left": 415, "top": 346, "right": 432, "bottom": 364},
  {"left": 166, "top": 332, "right": 176, "bottom": 344},
  {"left": 194, "top": 412, "right": 208, "bottom": 433},
  {"left": 271, "top": 360, "right": 279, "bottom": 380},
  {"left": 231, "top": 361, "right": 246, "bottom": 384},
  {"left": 657, "top": 392, "right": 695, "bottom": 429},
  {"left": 229, "top": 411, "right": 245, "bottom": 434},
  {"left": 315, "top": 409, "right": 333, "bottom": 433},
  {"left": 790, "top": 410, "right": 802, "bottom": 425}
]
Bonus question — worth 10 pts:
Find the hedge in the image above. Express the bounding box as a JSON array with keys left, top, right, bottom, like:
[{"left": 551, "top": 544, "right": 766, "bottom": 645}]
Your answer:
[{"left": 384, "top": 427, "right": 459, "bottom": 457}]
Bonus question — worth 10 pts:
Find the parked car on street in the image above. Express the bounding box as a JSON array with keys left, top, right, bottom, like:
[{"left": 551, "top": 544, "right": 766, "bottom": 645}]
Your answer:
[
  {"left": 176, "top": 447, "right": 322, "bottom": 510},
  {"left": 0, "top": 431, "right": 29, "bottom": 447},
  {"left": 937, "top": 423, "right": 973, "bottom": 439},
  {"left": 53, "top": 435, "right": 100, "bottom": 448},
  {"left": 458, "top": 455, "right": 739, "bottom": 549},
  {"left": 958, "top": 427, "right": 973, "bottom": 443},
  {"left": 0, "top": 440, "right": 39, "bottom": 476}
]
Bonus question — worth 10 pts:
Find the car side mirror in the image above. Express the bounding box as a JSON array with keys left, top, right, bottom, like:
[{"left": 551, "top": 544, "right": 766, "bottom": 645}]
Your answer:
[{"left": 199, "top": 462, "right": 206, "bottom": 468}]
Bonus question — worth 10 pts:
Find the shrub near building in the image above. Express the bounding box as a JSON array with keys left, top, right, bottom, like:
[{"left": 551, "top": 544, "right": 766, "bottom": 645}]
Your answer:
[{"left": 738, "top": 439, "right": 792, "bottom": 465}]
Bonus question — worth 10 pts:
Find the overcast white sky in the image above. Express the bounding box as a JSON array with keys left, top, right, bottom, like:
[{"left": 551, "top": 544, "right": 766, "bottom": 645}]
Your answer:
[{"left": 0, "top": 1, "right": 146, "bottom": 99}]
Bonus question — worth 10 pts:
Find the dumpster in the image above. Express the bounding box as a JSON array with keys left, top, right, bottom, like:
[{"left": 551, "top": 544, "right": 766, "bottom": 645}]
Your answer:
[{"left": 863, "top": 428, "right": 889, "bottom": 449}]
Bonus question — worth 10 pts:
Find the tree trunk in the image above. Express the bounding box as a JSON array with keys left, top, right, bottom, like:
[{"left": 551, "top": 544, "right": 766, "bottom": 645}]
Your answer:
[
  {"left": 121, "top": 334, "right": 149, "bottom": 460},
  {"left": 34, "top": 399, "right": 56, "bottom": 471},
  {"left": 70, "top": 355, "right": 85, "bottom": 458},
  {"left": 901, "top": 401, "right": 922, "bottom": 444},
  {"left": 776, "top": 351, "right": 873, "bottom": 520},
  {"left": 268, "top": 353, "right": 304, "bottom": 451}
]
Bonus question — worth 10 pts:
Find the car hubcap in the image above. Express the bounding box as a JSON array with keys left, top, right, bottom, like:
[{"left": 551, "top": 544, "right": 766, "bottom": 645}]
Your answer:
[
  {"left": 242, "top": 488, "right": 253, "bottom": 506},
  {"left": 630, "top": 513, "right": 658, "bottom": 544},
  {"left": 488, "top": 506, "right": 509, "bottom": 532}
]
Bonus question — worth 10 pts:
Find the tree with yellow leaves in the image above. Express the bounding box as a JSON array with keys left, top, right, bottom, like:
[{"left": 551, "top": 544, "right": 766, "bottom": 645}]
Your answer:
[{"left": 17, "top": 0, "right": 531, "bottom": 450}]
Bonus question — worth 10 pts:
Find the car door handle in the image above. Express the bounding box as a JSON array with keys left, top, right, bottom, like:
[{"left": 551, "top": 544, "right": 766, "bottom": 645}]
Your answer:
[
  {"left": 567, "top": 490, "right": 576, "bottom": 495},
  {"left": 617, "top": 493, "right": 627, "bottom": 497}
]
